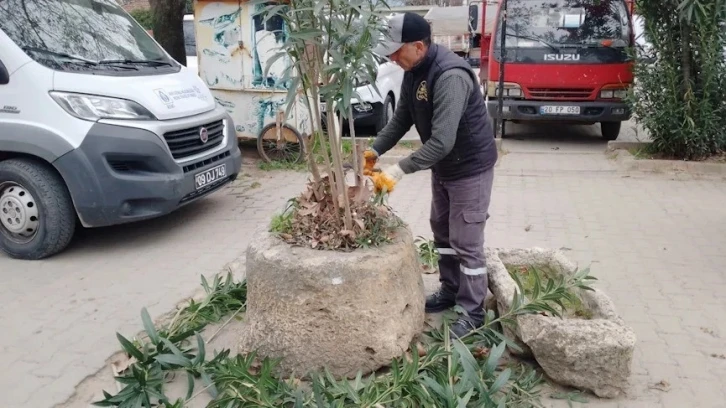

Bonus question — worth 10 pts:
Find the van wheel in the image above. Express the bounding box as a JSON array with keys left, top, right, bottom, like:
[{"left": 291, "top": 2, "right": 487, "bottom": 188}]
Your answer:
[
  {"left": 0, "top": 158, "right": 76, "bottom": 260},
  {"left": 374, "top": 94, "right": 394, "bottom": 133},
  {"left": 601, "top": 121, "right": 621, "bottom": 141}
]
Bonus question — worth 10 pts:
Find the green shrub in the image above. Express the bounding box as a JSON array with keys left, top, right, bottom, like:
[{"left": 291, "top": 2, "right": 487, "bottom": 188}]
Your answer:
[
  {"left": 628, "top": 0, "right": 726, "bottom": 160},
  {"left": 129, "top": 8, "right": 153, "bottom": 30}
]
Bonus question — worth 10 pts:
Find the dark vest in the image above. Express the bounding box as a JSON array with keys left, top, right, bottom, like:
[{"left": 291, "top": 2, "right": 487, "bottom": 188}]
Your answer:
[{"left": 405, "top": 44, "right": 497, "bottom": 181}]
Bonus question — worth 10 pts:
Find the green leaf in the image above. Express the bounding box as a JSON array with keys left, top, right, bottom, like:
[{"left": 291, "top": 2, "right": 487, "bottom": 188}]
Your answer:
[
  {"left": 457, "top": 388, "right": 474, "bottom": 408},
  {"left": 200, "top": 274, "right": 211, "bottom": 293},
  {"left": 531, "top": 266, "right": 541, "bottom": 300},
  {"left": 288, "top": 29, "right": 325, "bottom": 41},
  {"left": 193, "top": 333, "right": 206, "bottom": 366},
  {"left": 116, "top": 333, "right": 145, "bottom": 362},
  {"left": 201, "top": 368, "right": 218, "bottom": 398},
  {"left": 421, "top": 374, "right": 448, "bottom": 401},
  {"left": 160, "top": 337, "right": 186, "bottom": 360},
  {"left": 451, "top": 340, "right": 482, "bottom": 393},
  {"left": 262, "top": 51, "right": 290, "bottom": 79},
  {"left": 485, "top": 341, "right": 506, "bottom": 375},
  {"left": 489, "top": 367, "right": 512, "bottom": 394},
  {"left": 140, "top": 308, "right": 160, "bottom": 344},
  {"left": 155, "top": 353, "right": 192, "bottom": 367},
  {"left": 185, "top": 372, "right": 195, "bottom": 400},
  {"left": 490, "top": 329, "right": 523, "bottom": 353}
]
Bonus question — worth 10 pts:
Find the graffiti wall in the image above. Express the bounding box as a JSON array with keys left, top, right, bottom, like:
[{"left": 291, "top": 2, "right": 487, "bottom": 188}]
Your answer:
[{"left": 194, "top": 0, "right": 312, "bottom": 139}]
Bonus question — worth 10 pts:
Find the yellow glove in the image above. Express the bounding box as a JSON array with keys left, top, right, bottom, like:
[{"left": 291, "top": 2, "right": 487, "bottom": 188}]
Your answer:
[
  {"left": 363, "top": 149, "right": 378, "bottom": 176},
  {"left": 372, "top": 164, "right": 405, "bottom": 193}
]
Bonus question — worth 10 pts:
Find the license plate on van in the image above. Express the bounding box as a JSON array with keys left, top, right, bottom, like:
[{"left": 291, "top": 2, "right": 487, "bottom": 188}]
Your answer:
[
  {"left": 195, "top": 164, "right": 227, "bottom": 190},
  {"left": 540, "top": 105, "right": 580, "bottom": 115}
]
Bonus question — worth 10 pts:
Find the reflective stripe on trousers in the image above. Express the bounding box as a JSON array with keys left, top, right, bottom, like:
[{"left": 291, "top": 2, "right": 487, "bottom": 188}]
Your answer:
[{"left": 437, "top": 247, "right": 487, "bottom": 276}]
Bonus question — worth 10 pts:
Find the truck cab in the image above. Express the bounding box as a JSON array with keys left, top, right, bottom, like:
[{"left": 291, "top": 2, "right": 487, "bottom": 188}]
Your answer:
[
  {"left": 479, "top": 0, "right": 636, "bottom": 140},
  {"left": 0, "top": 0, "right": 243, "bottom": 260}
]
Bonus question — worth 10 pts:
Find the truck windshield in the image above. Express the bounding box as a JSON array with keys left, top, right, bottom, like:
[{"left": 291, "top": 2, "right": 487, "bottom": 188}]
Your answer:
[
  {"left": 0, "top": 0, "right": 177, "bottom": 74},
  {"left": 502, "top": 0, "right": 631, "bottom": 49}
]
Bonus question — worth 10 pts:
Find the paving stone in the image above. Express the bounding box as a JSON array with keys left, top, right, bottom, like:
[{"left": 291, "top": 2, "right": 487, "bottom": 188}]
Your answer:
[
  {"left": 0, "top": 158, "right": 309, "bottom": 407},
  {"left": 2, "top": 121, "right": 726, "bottom": 407}
]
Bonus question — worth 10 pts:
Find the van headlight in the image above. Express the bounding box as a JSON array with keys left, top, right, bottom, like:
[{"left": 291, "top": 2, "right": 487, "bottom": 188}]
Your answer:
[{"left": 50, "top": 92, "right": 156, "bottom": 121}]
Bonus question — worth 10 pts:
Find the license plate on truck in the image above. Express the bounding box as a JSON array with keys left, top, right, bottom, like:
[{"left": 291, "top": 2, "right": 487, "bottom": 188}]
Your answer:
[
  {"left": 540, "top": 105, "right": 580, "bottom": 115},
  {"left": 195, "top": 164, "right": 227, "bottom": 190}
]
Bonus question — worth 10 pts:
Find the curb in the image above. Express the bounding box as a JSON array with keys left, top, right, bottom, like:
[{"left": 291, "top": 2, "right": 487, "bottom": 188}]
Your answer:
[
  {"left": 606, "top": 141, "right": 651, "bottom": 151},
  {"left": 610, "top": 148, "right": 726, "bottom": 176}
]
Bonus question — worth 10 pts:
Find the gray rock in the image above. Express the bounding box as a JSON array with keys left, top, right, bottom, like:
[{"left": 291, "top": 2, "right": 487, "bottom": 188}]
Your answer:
[
  {"left": 238, "top": 226, "right": 426, "bottom": 379},
  {"left": 484, "top": 247, "right": 533, "bottom": 357},
  {"left": 486, "top": 247, "right": 637, "bottom": 398}
]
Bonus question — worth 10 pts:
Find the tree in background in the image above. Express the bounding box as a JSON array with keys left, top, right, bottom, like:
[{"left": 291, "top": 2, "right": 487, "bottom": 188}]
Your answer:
[
  {"left": 148, "top": 0, "right": 187, "bottom": 65},
  {"left": 630, "top": 0, "right": 726, "bottom": 160}
]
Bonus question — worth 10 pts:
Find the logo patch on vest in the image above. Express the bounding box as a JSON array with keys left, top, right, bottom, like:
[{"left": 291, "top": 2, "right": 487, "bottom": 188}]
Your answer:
[{"left": 416, "top": 81, "right": 428, "bottom": 101}]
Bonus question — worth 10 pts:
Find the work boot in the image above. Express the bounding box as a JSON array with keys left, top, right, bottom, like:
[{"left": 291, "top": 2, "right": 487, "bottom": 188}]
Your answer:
[
  {"left": 425, "top": 287, "right": 456, "bottom": 313},
  {"left": 449, "top": 316, "right": 483, "bottom": 340}
]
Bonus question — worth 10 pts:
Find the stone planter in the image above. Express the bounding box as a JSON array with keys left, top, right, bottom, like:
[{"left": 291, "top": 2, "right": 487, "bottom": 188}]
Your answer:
[
  {"left": 238, "top": 225, "right": 426, "bottom": 379},
  {"left": 487, "top": 247, "right": 636, "bottom": 399}
]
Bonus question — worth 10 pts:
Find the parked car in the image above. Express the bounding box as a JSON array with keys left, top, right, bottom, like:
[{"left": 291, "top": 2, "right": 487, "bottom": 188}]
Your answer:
[{"left": 321, "top": 54, "right": 404, "bottom": 133}]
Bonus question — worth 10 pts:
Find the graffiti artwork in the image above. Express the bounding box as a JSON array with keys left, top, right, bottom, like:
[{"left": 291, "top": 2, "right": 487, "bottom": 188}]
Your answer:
[{"left": 193, "top": 0, "right": 313, "bottom": 142}]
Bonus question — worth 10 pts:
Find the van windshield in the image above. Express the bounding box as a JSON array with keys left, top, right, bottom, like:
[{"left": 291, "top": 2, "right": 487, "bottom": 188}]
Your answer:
[
  {"left": 501, "top": 0, "right": 631, "bottom": 49},
  {"left": 0, "top": 0, "right": 178, "bottom": 74}
]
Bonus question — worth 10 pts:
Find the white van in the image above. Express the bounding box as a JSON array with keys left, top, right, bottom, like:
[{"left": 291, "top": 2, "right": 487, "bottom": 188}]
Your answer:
[{"left": 0, "top": 0, "right": 243, "bottom": 260}]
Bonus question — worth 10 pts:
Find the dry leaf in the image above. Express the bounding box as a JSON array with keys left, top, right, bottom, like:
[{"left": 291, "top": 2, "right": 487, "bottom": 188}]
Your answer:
[
  {"left": 474, "top": 346, "right": 490, "bottom": 359},
  {"left": 650, "top": 380, "right": 671, "bottom": 392},
  {"left": 111, "top": 356, "right": 136, "bottom": 375}
]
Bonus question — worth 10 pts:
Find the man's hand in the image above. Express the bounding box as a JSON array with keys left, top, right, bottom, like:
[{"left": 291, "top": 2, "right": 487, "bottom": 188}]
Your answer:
[
  {"left": 363, "top": 149, "right": 378, "bottom": 176},
  {"left": 372, "top": 164, "right": 405, "bottom": 193}
]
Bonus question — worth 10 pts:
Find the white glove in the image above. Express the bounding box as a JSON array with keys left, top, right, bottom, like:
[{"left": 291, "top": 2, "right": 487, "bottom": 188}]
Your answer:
[{"left": 372, "top": 163, "right": 405, "bottom": 193}]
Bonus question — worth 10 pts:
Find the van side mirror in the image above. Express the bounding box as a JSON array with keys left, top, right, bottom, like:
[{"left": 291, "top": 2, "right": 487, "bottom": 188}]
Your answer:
[{"left": 0, "top": 60, "right": 9, "bottom": 85}]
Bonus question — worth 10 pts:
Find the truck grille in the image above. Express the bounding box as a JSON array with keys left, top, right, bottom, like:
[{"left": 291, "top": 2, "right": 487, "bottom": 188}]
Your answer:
[
  {"left": 527, "top": 87, "right": 594, "bottom": 100},
  {"left": 163, "top": 120, "right": 224, "bottom": 160}
]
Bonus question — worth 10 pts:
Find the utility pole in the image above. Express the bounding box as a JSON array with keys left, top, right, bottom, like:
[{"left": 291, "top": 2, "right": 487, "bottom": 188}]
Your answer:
[{"left": 495, "top": 0, "right": 507, "bottom": 138}]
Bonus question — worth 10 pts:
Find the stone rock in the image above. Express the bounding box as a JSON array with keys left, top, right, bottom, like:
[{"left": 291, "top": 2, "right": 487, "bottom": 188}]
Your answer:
[
  {"left": 484, "top": 247, "right": 532, "bottom": 357},
  {"left": 486, "top": 247, "right": 637, "bottom": 398},
  {"left": 239, "top": 226, "right": 426, "bottom": 379}
]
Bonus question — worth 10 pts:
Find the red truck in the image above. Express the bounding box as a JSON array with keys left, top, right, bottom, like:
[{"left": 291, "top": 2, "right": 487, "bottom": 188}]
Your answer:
[{"left": 474, "top": 0, "right": 636, "bottom": 140}]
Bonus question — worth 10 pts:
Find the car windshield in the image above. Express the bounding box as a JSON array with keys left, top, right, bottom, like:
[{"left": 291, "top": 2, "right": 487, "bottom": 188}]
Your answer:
[
  {"left": 500, "top": 0, "right": 631, "bottom": 49},
  {"left": 0, "top": 0, "right": 176, "bottom": 73}
]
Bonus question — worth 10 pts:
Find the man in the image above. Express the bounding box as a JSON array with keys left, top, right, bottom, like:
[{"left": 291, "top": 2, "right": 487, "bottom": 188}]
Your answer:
[{"left": 365, "top": 12, "right": 498, "bottom": 339}]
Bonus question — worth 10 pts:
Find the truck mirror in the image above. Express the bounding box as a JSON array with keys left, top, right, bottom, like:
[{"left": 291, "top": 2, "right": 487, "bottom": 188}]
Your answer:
[
  {"left": 0, "top": 60, "right": 8, "bottom": 85},
  {"left": 469, "top": 4, "right": 479, "bottom": 32}
]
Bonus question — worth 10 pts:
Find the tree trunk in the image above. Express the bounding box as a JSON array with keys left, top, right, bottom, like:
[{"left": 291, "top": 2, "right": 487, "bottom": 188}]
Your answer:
[{"left": 149, "top": 0, "right": 187, "bottom": 66}]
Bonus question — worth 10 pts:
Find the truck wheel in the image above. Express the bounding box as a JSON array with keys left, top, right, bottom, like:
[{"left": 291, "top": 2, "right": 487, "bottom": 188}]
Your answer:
[
  {"left": 601, "top": 121, "right": 621, "bottom": 141},
  {"left": 374, "top": 94, "right": 394, "bottom": 133},
  {"left": 0, "top": 158, "right": 76, "bottom": 260}
]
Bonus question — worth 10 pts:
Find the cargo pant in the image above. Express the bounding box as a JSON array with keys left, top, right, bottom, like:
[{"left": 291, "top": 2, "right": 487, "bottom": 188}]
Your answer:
[{"left": 430, "top": 167, "right": 494, "bottom": 323}]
